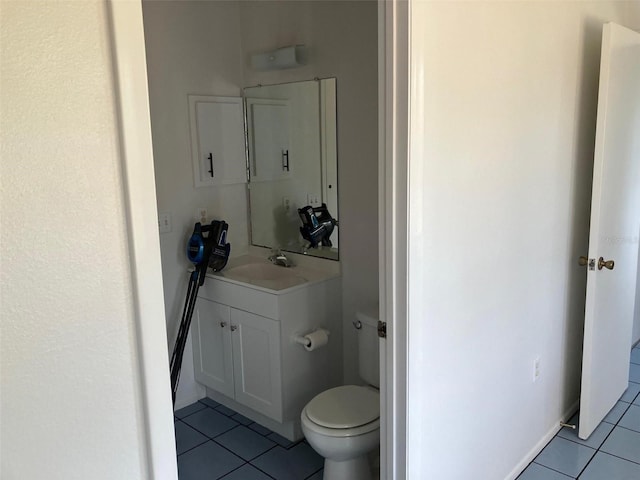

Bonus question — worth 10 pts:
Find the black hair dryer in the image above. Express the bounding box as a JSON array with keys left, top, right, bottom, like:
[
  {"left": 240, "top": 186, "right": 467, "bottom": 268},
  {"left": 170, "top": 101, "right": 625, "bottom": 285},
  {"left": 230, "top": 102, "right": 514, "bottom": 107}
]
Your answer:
[{"left": 298, "top": 203, "right": 338, "bottom": 248}]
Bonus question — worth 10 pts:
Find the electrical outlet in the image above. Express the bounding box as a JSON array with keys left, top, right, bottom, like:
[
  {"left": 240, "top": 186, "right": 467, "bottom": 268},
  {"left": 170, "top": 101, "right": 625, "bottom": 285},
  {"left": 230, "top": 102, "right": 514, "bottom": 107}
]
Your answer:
[
  {"left": 283, "top": 196, "right": 291, "bottom": 212},
  {"left": 533, "top": 357, "right": 541, "bottom": 382},
  {"left": 158, "top": 212, "right": 172, "bottom": 233},
  {"left": 196, "top": 207, "right": 207, "bottom": 224}
]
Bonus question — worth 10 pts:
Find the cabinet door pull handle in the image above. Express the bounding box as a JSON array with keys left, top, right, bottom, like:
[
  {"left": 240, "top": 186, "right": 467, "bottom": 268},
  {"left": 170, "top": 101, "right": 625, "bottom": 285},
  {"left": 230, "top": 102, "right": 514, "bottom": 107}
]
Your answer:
[
  {"left": 207, "top": 153, "right": 214, "bottom": 177},
  {"left": 220, "top": 321, "right": 226, "bottom": 328},
  {"left": 230, "top": 325, "right": 238, "bottom": 332},
  {"left": 282, "top": 149, "right": 289, "bottom": 172}
]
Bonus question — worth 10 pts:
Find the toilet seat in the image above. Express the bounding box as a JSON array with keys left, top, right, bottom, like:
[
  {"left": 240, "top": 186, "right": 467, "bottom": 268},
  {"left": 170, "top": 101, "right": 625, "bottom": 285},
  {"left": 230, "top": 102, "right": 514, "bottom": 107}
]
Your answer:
[
  {"left": 302, "top": 408, "right": 380, "bottom": 438},
  {"left": 303, "top": 385, "right": 380, "bottom": 437},
  {"left": 306, "top": 385, "right": 379, "bottom": 429}
]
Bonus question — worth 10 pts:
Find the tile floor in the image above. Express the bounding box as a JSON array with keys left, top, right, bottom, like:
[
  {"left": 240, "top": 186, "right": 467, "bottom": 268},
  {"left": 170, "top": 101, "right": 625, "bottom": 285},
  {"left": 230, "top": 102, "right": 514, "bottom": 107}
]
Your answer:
[
  {"left": 517, "top": 344, "right": 640, "bottom": 479},
  {"left": 175, "top": 345, "right": 640, "bottom": 479},
  {"left": 174, "top": 397, "right": 324, "bottom": 480}
]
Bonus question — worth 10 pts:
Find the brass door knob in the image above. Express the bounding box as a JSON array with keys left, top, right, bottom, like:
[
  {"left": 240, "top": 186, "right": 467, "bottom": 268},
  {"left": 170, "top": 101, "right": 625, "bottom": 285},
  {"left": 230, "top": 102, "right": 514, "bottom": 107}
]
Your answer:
[
  {"left": 579, "top": 256, "right": 589, "bottom": 267},
  {"left": 598, "top": 257, "right": 615, "bottom": 270}
]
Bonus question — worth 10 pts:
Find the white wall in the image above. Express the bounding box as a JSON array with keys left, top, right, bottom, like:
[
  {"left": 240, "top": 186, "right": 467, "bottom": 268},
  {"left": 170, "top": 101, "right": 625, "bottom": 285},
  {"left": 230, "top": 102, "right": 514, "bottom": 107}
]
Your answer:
[
  {"left": 406, "top": 2, "right": 640, "bottom": 479},
  {"left": 240, "top": 0, "right": 378, "bottom": 383},
  {"left": 142, "top": 0, "right": 247, "bottom": 407},
  {"left": 0, "top": 2, "right": 149, "bottom": 478}
]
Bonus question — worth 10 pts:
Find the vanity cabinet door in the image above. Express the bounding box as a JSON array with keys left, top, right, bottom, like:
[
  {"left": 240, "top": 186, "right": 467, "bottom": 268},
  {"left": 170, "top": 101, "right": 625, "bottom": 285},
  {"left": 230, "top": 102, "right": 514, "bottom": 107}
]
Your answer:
[
  {"left": 230, "top": 309, "right": 282, "bottom": 421},
  {"left": 192, "top": 299, "right": 234, "bottom": 398}
]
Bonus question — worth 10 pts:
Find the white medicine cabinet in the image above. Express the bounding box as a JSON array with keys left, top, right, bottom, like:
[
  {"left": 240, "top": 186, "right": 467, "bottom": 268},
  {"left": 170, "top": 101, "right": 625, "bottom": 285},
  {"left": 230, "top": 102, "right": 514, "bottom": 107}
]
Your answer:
[{"left": 188, "top": 95, "right": 247, "bottom": 187}]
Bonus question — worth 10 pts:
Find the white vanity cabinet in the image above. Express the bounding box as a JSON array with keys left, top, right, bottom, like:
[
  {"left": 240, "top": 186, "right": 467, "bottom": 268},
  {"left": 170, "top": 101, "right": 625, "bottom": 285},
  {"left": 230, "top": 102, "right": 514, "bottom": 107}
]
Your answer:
[
  {"left": 192, "top": 300, "right": 282, "bottom": 421},
  {"left": 191, "top": 260, "right": 342, "bottom": 440}
]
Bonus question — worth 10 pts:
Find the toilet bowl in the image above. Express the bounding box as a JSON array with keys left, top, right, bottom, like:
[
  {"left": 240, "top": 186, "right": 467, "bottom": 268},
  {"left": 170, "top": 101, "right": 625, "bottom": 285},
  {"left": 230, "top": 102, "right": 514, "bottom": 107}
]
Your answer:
[
  {"left": 301, "top": 309, "right": 380, "bottom": 480},
  {"left": 301, "top": 385, "right": 380, "bottom": 480}
]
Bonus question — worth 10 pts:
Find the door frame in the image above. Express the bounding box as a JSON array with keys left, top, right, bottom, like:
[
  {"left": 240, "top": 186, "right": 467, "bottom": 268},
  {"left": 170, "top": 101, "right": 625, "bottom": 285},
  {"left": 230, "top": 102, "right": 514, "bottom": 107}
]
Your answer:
[
  {"left": 109, "top": 0, "right": 410, "bottom": 478},
  {"left": 378, "top": 0, "right": 409, "bottom": 478},
  {"left": 107, "top": 1, "right": 178, "bottom": 478}
]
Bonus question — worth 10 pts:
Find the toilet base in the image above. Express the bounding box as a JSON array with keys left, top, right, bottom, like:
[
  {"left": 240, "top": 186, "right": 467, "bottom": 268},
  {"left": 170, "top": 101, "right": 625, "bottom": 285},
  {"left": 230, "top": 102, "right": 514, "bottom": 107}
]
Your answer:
[{"left": 323, "top": 455, "right": 371, "bottom": 480}]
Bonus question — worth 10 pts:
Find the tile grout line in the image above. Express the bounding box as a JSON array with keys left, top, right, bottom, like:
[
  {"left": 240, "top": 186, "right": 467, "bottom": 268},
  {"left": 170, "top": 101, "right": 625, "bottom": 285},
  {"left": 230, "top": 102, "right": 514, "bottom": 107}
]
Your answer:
[
  {"left": 615, "top": 423, "right": 640, "bottom": 436},
  {"left": 247, "top": 459, "right": 279, "bottom": 480},
  {"left": 591, "top": 450, "right": 640, "bottom": 468},
  {"left": 179, "top": 401, "right": 317, "bottom": 474},
  {"left": 530, "top": 460, "right": 576, "bottom": 479},
  {"left": 179, "top": 417, "right": 241, "bottom": 441},
  {"left": 179, "top": 415, "right": 286, "bottom": 480},
  {"left": 212, "top": 462, "right": 247, "bottom": 480},
  {"left": 178, "top": 403, "right": 217, "bottom": 421},
  {"left": 212, "top": 439, "right": 280, "bottom": 465},
  {"left": 213, "top": 456, "right": 278, "bottom": 480},
  {"left": 575, "top": 374, "right": 638, "bottom": 478},
  {"left": 175, "top": 437, "right": 210, "bottom": 458},
  {"left": 303, "top": 466, "right": 324, "bottom": 479},
  {"left": 527, "top": 359, "right": 640, "bottom": 479},
  {"left": 176, "top": 419, "right": 248, "bottom": 471}
]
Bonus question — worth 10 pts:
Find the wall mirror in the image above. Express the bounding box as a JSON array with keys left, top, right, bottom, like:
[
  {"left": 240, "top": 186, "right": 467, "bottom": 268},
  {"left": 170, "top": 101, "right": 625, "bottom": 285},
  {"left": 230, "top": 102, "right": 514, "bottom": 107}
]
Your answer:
[{"left": 245, "top": 78, "right": 339, "bottom": 260}]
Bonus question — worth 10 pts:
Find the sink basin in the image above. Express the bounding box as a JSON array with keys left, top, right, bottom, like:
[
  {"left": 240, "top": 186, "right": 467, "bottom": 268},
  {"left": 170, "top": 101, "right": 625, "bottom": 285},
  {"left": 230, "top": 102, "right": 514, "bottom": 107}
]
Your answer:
[{"left": 220, "top": 262, "right": 308, "bottom": 291}]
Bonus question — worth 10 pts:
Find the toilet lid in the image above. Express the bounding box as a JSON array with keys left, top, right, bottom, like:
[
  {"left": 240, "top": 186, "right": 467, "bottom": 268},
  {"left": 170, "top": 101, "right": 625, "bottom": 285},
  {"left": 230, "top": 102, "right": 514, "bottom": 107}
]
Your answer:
[{"left": 306, "top": 385, "right": 379, "bottom": 429}]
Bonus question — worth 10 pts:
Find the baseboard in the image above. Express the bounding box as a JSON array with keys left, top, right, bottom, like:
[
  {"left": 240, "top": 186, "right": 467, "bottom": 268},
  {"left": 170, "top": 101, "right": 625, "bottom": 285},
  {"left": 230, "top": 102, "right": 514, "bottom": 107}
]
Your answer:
[{"left": 504, "top": 399, "right": 580, "bottom": 480}]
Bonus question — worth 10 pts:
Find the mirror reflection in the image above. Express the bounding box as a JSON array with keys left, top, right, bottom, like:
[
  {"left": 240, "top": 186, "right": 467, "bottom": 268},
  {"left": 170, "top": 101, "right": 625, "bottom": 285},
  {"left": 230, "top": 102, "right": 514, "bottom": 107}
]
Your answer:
[{"left": 245, "top": 78, "right": 339, "bottom": 260}]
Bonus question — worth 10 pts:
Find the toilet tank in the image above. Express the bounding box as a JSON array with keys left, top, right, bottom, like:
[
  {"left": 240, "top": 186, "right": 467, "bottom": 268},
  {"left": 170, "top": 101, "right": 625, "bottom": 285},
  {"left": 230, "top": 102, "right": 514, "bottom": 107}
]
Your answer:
[{"left": 356, "top": 309, "right": 380, "bottom": 388}]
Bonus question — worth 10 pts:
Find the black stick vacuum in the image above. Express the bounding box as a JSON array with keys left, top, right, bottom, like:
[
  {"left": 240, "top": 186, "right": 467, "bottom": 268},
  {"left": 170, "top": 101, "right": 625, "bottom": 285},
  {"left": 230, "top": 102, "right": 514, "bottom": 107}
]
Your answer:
[
  {"left": 169, "top": 220, "right": 230, "bottom": 406},
  {"left": 298, "top": 203, "right": 338, "bottom": 248}
]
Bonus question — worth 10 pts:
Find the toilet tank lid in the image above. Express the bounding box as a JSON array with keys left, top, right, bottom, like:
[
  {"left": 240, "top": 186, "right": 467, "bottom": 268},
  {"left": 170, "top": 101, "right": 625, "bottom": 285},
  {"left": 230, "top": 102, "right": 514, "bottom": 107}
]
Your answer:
[{"left": 306, "top": 385, "right": 379, "bottom": 429}]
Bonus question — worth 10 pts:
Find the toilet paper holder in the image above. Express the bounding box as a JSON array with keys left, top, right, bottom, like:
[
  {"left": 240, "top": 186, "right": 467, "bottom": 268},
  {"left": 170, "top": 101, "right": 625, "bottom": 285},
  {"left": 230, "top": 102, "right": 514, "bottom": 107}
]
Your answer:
[{"left": 292, "top": 328, "right": 330, "bottom": 350}]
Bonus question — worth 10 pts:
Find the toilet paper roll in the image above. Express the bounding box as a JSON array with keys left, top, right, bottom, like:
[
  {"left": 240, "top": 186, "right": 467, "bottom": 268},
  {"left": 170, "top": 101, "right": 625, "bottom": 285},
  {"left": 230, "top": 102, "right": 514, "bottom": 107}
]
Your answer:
[{"left": 303, "top": 329, "right": 329, "bottom": 352}]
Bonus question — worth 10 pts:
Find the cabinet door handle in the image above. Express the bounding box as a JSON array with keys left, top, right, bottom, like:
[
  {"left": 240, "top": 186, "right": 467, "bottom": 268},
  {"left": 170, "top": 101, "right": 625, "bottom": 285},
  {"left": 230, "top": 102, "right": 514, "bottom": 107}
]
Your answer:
[
  {"left": 282, "top": 149, "right": 289, "bottom": 172},
  {"left": 207, "top": 153, "right": 214, "bottom": 177},
  {"left": 230, "top": 325, "right": 238, "bottom": 332},
  {"left": 220, "top": 321, "right": 226, "bottom": 328}
]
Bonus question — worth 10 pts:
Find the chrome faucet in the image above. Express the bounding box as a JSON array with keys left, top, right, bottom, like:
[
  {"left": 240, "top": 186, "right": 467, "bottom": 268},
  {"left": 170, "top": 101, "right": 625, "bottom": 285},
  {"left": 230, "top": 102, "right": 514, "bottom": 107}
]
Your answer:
[{"left": 268, "top": 249, "right": 294, "bottom": 268}]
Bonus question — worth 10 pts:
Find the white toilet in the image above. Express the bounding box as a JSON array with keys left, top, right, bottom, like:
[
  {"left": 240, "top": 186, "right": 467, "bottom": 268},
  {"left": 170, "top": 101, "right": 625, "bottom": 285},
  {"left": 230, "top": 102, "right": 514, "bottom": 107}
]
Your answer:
[{"left": 301, "top": 310, "right": 380, "bottom": 480}]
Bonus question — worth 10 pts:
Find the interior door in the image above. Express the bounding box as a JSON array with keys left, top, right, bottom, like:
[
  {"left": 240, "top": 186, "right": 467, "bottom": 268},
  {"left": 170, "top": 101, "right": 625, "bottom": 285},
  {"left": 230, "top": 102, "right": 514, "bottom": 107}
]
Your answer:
[{"left": 579, "top": 22, "right": 640, "bottom": 440}]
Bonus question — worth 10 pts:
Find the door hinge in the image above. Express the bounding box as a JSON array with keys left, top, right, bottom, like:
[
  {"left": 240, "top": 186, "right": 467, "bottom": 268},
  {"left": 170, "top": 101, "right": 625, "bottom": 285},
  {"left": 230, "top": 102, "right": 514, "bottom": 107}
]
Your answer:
[{"left": 378, "top": 321, "right": 387, "bottom": 339}]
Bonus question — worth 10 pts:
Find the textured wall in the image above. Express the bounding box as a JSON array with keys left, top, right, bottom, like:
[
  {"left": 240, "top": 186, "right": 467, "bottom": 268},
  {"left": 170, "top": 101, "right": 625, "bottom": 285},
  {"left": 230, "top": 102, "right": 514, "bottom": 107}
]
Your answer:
[{"left": 0, "top": 2, "right": 147, "bottom": 478}]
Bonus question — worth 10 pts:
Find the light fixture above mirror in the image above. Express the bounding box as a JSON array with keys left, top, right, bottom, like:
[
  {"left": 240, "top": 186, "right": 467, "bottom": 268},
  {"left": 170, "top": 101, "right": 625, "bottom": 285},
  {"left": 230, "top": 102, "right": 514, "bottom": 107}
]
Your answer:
[{"left": 250, "top": 45, "right": 307, "bottom": 71}]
